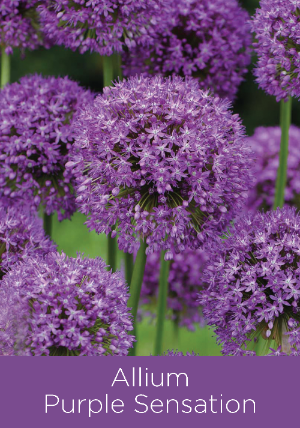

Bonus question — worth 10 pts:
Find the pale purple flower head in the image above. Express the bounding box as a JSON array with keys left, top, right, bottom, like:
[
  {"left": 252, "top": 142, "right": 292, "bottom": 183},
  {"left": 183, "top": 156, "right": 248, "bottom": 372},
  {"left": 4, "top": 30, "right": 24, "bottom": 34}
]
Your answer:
[
  {"left": 0, "top": 74, "right": 94, "bottom": 220},
  {"left": 38, "top": 0, "right": 163, "bottom": 55},
  {"left": 140, "top": 250, "right": 207, "bottom": 330},
  {"left": 0, "top": 0, "right": 51, "bottom": 55},
  {"left": 0, "top": 252, "right": 134, "bottom": 356},
  {"left": 199, "top": 207, "right": 300, "bottom": 356},
  {"left": 122, "top": 0, "right": 251, "bottom": 101},
  {"left": 0, "top": 200, "right": 55, "bottom": 279},
  {"left": 246, "top": 126, "right": 300, "bottom": 213},
  {"left": 252, "top": 0, "right": 300, "bottom": 101},
  {"left": 68, "top": 75, "right": 252, "bottom": 256}
]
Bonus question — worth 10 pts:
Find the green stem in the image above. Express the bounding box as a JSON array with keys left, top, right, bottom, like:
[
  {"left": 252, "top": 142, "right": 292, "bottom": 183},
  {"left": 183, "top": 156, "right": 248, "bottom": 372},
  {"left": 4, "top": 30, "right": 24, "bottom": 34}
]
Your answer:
[
  {"left": 43, "top": 213, "right": 52, "bottom": 238},
  {"left": 154, "top": 251, "right": 171, "bottom": 356},
  {"left": 116, "top": 54, "right": 123, "bottom": 80},
  {"left": 107, "top": 230, "right": 117, "bottom": 272},
  {"left": 124, "top": 252, "right": 134, "bottom": 285},
  {"left": 103, "top": 54, "right": 117, "bottom": 271},
  {"left": 1, "top": 46, "right": 10, "bottom": 88},
  {"left": 103, "top": 55, "right": 114, "bottom": 87},
  {"left": 273, "top": 97, "right": 292, "bottom": 209},
  {"left": 127, "top": 240, "right": 147, "bottom": 356},
  {"left": 173, "top": 312, "right": 180, "bottom": 350}
]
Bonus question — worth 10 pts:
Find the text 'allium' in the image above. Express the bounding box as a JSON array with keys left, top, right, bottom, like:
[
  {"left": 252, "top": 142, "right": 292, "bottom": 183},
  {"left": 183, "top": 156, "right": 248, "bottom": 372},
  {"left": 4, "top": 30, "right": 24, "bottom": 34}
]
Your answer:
[
  {"left": 68, "top": 75, "right": 252, "bottom": 256},
  {"left": 0, "top": 252, "right": 134, "bottom": 356}
]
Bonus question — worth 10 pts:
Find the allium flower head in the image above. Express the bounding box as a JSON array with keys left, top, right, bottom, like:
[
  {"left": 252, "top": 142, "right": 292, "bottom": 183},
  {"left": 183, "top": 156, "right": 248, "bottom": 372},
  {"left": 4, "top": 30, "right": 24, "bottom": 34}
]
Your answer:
[
  {"left": 0, "top": 0, "right": 50, "bottom": 54},
  {"left": 68, "top": 75, "right": 252, "bottom": 256},
  {"left": 0, "top": 252, "right": 134, "bottom": 356},
  {"left": 199, "top": 207, "right": 300, "bottom": 356},
  {"left": 0, "top": 74, "right": 93, "bottom": 220},
  {"left": 140, "top": 250, "right": 207, "bottom": 330},
  {"left": 252, "top": 0, "right": 300, "bottom": 101},
  {"left": 0, "top": 201, "right": 55, "bottom": 279},
  {"left": 122, "top": 0, "right": 251, "bottom": 100},
  {"left": 246, "top": 126, "right": 300, "bottom": 212},
  {"left": 38, "top": 0, "right": 163, "bottom": 55}
]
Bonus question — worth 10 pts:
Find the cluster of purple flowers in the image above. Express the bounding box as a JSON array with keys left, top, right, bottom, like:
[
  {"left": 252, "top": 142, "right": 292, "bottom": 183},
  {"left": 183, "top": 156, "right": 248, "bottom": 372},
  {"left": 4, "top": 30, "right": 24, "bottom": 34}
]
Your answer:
[
  {"left": 38, "top": 0, "right": 163, "bottom": 55},
  {"left": 0, "top": 0, "right": 49, "bottom": 55},
  {"left": 199, "top": 207, "right": 300, "bottom": 356},
  {"left": 123, "top": 0, "right": 251, "bottom": 100},
  {"left": 252, "top": 0, "right": 300, "bottom": 101},
  {"left": 246, "top": 126, "right": 300, "bottom": 213},
  {"left": 140, "top": 250, "right": 207, "bottom": 330},
  {"left": 0, "top": 201, "right": 55, "bottom": 279},
  {"left": 0, "top": 74, "right": 93, "bottom": 220},
  {"left": 68, "top": 75, "right": 252, "bottom": 256},
  {"left": 0, "top": 252, "right": 134, "bottom": 356}
]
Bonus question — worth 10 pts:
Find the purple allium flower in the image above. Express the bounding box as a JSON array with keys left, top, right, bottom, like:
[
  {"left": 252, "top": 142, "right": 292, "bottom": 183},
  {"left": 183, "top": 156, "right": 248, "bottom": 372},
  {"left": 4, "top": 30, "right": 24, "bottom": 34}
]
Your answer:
[
  {"left": 122, "top": 0, "right": 251, "bottom": 101},
  {"left": 140, "top": 250, "right": 207, "bottom": 330},
  {"left": 38, "top": 0, "right": 163, "bottom": 55},
  {"left": 252, "top": 0, "right": 300, "bottom": 101},
  {"left": 0, "top": 0, "right": 50, "bottom": 55},
  {"left": 0, "top": 252, "right": 134, "bottom": 356},
  {"left": 68, "top": 75, "right": 252, "bottom": 256},
  {"left": 161, "top": 349, "right": 198, "bottom": 356},
  {"left": 0, "top": 201, "right": 55, "bottom": 279},
  {"left": 0, "top": 74, "right": 94, "bottom": 221},
  {"left": 199, "top": 207, "right": 300, "bottom": 356},
  {"left": 246, "top": 126, "right": 300, "bottom": 213}
]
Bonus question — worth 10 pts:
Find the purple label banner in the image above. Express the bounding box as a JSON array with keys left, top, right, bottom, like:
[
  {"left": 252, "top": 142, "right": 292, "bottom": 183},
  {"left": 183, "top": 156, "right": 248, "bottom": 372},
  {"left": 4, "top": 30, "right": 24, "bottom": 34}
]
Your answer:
[{"left": 0, "top": 357, "right": 296, "bottom": 427}]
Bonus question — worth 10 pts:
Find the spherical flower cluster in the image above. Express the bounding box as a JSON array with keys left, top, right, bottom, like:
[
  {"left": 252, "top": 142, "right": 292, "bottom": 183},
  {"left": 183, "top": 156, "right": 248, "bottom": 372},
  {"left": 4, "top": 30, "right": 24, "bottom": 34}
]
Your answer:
[
  {"left": 122, "top": 0, "right": 251, "bottom": 100},
  {"left": 162, "top": 350, "right": 198, "bottom": 356},
  {"left": 0, "top": 74, "right": 93, "bottom": 220},
  {"left": 0, "top": 252, "right": 134, "bottom": 356},
  {"left": 199, "top": 207, "right": 300, "bottom": 356},
  {"left": 252, "top": 0, "right": 300, "bottom": 101},
  {"left": 0, "top": 0, "right": 50, "bottom": 54},
  {"left": 38, "top": 0, "right": 163, "bottom": 55},
  {"left": 0, "top": 201, "right": 55, "bottom": 279},
  {"left": 68, "top": 75, "right": 252, "bottom": 256},
  {"left": 140, "top": 250, "right": 207, "bottom": 330},
  {"left": 246, "top": 126, "right": 300, "bottom": 213}
]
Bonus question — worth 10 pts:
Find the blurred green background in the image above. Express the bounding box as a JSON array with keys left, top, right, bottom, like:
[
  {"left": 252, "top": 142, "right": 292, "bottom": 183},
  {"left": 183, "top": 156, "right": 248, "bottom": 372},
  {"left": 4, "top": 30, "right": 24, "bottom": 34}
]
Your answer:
[{"left": 7, "top": 0, "right": 295, "bottom": 355}]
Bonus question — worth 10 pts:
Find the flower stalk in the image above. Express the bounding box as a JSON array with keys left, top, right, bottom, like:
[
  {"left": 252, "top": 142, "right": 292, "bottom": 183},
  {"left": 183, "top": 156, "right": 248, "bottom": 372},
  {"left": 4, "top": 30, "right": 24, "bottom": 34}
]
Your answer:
[
  {"left": 43, "top": 213, "right": 53, "bottom": 238},
  {"left": 103, "top": 54, "right": 116, "bottom": 271},
  {"left": 154, "top": 251, "right": 171, "bottom": 355},
  {"left": 124, "top": 252, "right": 134, "bottom": 285},
  {"left": 127, "top": 239, "right": 147, "bottom": 356},
  {"left": 1, "top": 46, "right": 10, "bottom": 88},
  {"left": 273, "top": 97, "right": 292, "bottom": 209}
]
